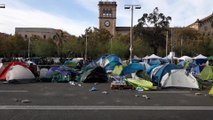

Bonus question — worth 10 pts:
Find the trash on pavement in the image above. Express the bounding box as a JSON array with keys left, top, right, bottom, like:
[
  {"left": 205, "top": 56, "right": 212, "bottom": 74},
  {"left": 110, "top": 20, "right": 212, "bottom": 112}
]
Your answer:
[{"left": 89, "top": 86, "right": 97, "bottom": 91}]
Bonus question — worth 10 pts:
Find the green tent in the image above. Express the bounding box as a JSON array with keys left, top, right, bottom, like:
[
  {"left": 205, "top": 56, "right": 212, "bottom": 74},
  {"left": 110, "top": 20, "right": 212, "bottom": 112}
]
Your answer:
[
  {"left": 198, "top": 66, "right": 213, "bottom": 80},
  {"left": 208, "top": 56, "right": 213, "bottom": 60}
]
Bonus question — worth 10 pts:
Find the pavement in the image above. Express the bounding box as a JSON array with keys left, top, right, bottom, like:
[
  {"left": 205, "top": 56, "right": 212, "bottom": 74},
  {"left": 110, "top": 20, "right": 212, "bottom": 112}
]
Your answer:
[{"left": 0, "top": 81, "right": 213, "bottom": 120}]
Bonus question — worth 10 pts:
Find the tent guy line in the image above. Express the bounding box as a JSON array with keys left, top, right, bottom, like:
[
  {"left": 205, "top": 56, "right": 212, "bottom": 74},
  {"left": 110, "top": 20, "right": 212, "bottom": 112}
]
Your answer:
[{"left": 0, "top": 106, "right": 213, "bottom": 110}]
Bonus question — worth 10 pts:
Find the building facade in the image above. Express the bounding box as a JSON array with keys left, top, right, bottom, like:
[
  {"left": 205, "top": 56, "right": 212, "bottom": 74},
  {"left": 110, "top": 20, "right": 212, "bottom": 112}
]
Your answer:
[
  {"left": 15, "top": 27, "right": 60, "bottom": 40},
  {"left": 188, "top": 13, "right": 213, "bottom": 36}
]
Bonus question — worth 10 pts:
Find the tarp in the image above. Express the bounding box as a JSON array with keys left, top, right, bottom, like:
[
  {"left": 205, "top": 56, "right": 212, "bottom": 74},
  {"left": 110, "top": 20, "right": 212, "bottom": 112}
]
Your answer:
[
  {"left": 0, "top": 61, "right": 28, "bottom": 81},
  {"left": 6, "top": 65, "right": 35, "bottom": 82},
  {"left": 161, "top": 69, "right": 199, "bottom": 89},
  {"left": 120, "top": 63, "right": 145, "bottom": 76},
  {"left": 77, "top": 66, "right": 107, "bottom": 83},
  {"left": 198, "top": 66, "right": 213, "bottom": 80},
  {"left": 126, "top": 79, "right": 156, "bottom": 90}
]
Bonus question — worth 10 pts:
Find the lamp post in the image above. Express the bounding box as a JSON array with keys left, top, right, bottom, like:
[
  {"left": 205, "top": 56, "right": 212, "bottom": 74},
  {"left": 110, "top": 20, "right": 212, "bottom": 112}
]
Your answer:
[
  {"left": 0, "top": 4, "right": 5, "bottom": 8},
  {"left": 124, "top": 4, "right": 141, "bottom": 63}
]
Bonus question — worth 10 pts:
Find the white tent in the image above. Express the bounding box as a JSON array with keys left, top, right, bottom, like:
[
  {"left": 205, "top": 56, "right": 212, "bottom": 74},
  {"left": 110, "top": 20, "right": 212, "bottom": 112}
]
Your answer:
[
  {"left": 178, "top": 56, "right": 193, "bottom": 62},
  {"left": 0, "top": 63, "right": 4, "bottom": 74},
  {"left": 145, "top": 54, "right": 162, "bottom": 59},
  {"left": 193, "top": 54, "right": 207, "bottom": 59},
  {"left": 39, "top": 68, "right": 49, "bottom": 78},
  {"left": 6, "top": 65, "right": 35, "bottom": 82},
  {"left": 161, "top": 69, "right": 199, "bottom": 89}
]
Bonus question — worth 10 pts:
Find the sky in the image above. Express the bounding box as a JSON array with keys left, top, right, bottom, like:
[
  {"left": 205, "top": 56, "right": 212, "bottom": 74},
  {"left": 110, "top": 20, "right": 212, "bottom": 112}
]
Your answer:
[{"left": 0, "top": 0, "right": 213, "bottom": 36}]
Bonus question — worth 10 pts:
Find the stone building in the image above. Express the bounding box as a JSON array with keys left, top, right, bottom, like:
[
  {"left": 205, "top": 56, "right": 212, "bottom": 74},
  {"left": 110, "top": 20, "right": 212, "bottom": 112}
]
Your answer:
[
  {"left": 15, "top": 27, "right": 61, "bottom": 40},
  {"left": 188, "top": 13, "right": 213, "bottom": 36}
]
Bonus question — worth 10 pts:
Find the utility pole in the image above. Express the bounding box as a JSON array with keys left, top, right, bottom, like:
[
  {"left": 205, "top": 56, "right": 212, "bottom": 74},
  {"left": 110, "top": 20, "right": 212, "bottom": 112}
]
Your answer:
[{"left": 166, "top": 31, "right": 168, "bottom": 56}]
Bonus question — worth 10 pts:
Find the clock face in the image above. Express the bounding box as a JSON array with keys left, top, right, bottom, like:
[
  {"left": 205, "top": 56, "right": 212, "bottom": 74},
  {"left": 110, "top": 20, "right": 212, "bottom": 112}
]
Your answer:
[{"left": 104, "top": 20, "right": 110, "bottom": 27}]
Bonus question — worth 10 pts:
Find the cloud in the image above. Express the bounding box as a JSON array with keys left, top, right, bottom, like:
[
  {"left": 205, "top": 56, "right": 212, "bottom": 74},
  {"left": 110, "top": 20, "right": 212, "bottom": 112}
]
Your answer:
[
  {"left": 1, "top": 0, "right": 213, "bottom": 36},
  {"left": 0, "top": 0, "right": 93, "bottom": 36}
]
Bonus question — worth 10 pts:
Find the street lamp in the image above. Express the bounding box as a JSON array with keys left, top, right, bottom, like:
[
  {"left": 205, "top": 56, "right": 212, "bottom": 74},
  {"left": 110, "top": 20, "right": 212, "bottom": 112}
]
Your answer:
[
  {"left": 0, "top": 4, "right": 5, "bottom": 8},
  {"left": 124, "top": 4, "right": 141, "bottom": 63}
]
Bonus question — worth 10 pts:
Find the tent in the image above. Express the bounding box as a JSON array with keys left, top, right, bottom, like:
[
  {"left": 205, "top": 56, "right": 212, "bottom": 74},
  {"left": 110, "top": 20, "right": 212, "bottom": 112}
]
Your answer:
[
  {"left": 77, "top": 66, "right": 107, "bottom": 83},
  {"left": 0, "top": 63, "right": 4, "bottom": 75},
  {"left": 144, "top": 54, "right": 162, "bottom": 66},
  {"left": 151, "top": 64, "right": 181, "bottom": 86},
  {"left": 120, "top": 63, "right": 145, "bottom": 76},
  {"left": 0, "top": 61, "right": 28, "bottom": 81},
  {"left": 161, "top": 69, "right": 199, "bottom": 89},
  {"left": 6, "top": 65, "right": 35, "bottom": 83},
  {"left": 39, "top": 68, "right": 50, "bottom": 81},
  {"left": 145, "top": 54, "right": 162, "bottom": 59},
  {"left": 193, "top": 54, "right": 208, "bottom": 65},
  {"left": 47, "top": 65, "right": 78, "bottom": 82},
  {"left": 96, "top": 54, "right": 122, "bottom": 73},
  {"left": 178, "top": 56, "right": 193, "bottom": 63},
  {"left": 198, "top": 66, "right": 213, "bottom": 80}
]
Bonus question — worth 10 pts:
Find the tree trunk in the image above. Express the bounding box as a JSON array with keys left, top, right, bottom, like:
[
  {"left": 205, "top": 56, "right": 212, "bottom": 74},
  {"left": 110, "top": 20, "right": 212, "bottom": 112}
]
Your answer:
[{"left": 153, "top": 47, "right": 158, "bottom": 55}]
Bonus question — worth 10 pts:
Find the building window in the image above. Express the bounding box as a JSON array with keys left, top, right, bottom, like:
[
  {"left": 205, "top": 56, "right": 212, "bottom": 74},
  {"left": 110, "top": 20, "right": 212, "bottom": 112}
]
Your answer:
[
  {"left": 103, "top": 8, "right": 112, "bottom": 17},
  {"left": 204, "top": 26, "right": 207, "bottom": 31},
  {"left": 43, "top": 35, "right": 46, "bottom": 39}
]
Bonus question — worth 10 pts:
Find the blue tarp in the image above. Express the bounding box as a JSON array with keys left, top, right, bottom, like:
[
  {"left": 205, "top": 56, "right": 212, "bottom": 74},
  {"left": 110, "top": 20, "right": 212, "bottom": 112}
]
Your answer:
[{"left": 120, "top": 63, "right": 145, "bottom": 76}]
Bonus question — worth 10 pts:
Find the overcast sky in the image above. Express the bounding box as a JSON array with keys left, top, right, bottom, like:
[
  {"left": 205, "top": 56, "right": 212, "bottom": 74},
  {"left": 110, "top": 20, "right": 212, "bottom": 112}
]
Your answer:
[{"left": 0, "top": 0, "right": 213, "bottom": 36}]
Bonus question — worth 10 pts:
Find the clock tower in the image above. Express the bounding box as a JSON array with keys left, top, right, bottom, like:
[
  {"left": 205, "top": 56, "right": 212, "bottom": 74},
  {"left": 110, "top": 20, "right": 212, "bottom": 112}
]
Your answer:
[{"left": 98, "top": 1, "right": 117, "bottom": 35}]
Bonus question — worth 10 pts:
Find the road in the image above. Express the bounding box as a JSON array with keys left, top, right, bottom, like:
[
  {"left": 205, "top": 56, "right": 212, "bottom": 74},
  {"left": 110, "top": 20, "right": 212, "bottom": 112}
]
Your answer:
[{"left": 0, "top": 82, "right": 212, "bottom": 120}]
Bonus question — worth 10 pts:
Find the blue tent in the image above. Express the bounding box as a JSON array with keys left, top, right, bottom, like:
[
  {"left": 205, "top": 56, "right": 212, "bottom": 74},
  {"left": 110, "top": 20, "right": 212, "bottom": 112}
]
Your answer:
[
  {"left": 47, "top": 65, "right": 78, "bottom": 82},
  {"left": 120, "top": 63, "right": 145, "bottom": 76},
  {"left": 145, "top": 64, "right": 159, "bottom": 76},
  {"left": 152, "top": 64, "right": 181, "bottom": 86},
  {"left": 96, "top": 54, "right": 122, "bottom": 72}
]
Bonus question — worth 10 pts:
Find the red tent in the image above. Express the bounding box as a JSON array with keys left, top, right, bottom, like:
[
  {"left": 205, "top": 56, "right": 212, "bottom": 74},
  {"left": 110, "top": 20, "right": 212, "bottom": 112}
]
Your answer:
[{"left": 0, "top": 61, "right": 28, "bottom": 81}]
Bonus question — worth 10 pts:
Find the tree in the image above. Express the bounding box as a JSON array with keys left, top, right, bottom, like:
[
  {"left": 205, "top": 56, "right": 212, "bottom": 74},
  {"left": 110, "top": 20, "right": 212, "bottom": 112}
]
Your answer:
[
  {"left": 135, "top": 7, "right": 171, "bottom": 54},
  {"left": 81, "top": 27, "right": 112, "bottom": 59},
  {"left": 110, "top": 34, "right": 129, "bottom": 59},
  {"left": 31, "top": 38, "right": 56, "bottom": 57}
]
